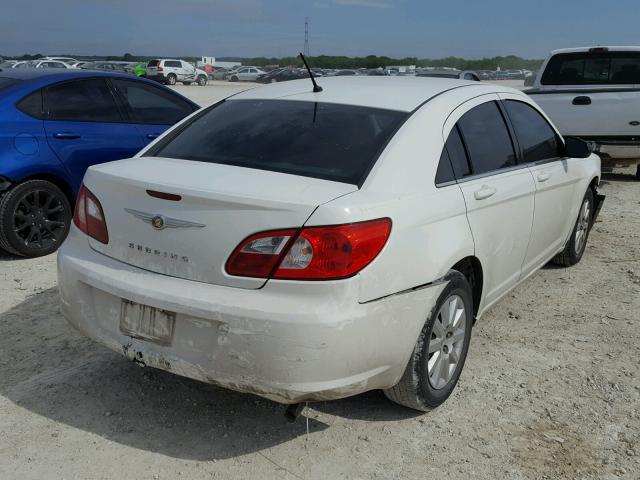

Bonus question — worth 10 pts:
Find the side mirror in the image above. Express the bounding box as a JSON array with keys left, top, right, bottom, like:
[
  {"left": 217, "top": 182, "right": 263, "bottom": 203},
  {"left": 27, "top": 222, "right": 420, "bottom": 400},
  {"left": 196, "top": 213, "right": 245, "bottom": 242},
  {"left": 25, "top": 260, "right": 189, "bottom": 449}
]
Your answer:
[{"left": 564, "top": 136, "right": 591, "bottom": 158}]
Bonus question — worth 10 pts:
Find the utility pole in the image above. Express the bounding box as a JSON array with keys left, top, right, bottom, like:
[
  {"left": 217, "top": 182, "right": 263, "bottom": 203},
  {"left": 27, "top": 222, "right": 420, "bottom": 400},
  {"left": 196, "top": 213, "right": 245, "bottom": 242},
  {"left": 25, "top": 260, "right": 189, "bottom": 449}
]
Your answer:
[{"left": 304, "top": 17, "right": 310, "bottom": 57}]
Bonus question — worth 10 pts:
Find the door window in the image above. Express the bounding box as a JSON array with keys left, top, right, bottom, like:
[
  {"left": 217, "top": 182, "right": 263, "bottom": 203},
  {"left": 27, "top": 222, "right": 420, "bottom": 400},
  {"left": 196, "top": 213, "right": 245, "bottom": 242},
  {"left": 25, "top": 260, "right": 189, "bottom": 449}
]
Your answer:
[
  {"left": 165, "top": 61, "right": 181, "bottom": 68},
  {"left": 435, "top": 126, "right": 471, "bottom": 185},
  {"left": 112, "top": 79, "right": 195, "bottom": 125},
  {"left": 457, "top": 101, "right": 517, "bottom": 175},
  {"left": 46, "top": 79, "right": 122, "bottom": 122},
  {"left": 503, "top": 100, "right": 562, "bottom": 163}
]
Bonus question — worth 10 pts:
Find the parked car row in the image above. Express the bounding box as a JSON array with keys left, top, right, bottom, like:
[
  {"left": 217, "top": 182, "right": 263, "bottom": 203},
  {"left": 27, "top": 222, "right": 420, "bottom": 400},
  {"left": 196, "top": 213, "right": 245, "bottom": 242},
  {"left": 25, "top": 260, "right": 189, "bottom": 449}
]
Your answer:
[{"left": 3, "top": 46, "right": 635, "bottom": 416}]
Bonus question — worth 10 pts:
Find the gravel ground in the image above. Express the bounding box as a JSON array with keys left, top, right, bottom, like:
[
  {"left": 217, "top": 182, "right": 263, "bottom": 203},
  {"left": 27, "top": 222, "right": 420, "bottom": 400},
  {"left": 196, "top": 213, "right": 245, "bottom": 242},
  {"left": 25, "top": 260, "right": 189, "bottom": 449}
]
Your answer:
[{"left": 0, "top": 81, "right": 638, "bottom": 480}]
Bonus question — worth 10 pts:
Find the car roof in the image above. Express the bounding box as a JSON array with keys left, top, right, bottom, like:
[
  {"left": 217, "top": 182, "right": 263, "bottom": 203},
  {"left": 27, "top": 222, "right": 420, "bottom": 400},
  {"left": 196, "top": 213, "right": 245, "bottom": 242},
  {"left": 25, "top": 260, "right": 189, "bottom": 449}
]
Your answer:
[
  {"left": 231, "top": 76, "right": 496, "bottom": 112},
  {"left": 550, "top": 46, "right": 640, "bottom": 55}
]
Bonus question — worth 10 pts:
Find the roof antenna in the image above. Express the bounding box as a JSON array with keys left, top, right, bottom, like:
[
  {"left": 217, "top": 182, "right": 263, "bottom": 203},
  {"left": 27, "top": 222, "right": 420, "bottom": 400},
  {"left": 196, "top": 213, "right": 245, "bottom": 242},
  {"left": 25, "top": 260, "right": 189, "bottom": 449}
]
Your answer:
[{"left": 299, "top": 52, "right": 322, "bottom": 93}]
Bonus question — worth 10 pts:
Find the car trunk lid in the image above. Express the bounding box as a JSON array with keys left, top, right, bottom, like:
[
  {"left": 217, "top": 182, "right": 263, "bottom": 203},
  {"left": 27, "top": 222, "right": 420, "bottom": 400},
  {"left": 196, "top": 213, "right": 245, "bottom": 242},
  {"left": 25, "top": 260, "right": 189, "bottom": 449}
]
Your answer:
[{"left": 82, "top": 157, "right": 357, "bottom": 289}]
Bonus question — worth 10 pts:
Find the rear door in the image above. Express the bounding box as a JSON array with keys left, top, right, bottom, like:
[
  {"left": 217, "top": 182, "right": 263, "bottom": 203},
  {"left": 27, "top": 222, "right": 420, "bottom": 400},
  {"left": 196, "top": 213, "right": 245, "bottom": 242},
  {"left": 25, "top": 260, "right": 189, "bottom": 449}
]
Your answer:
[
  {"left": 533, "top": 51, "right": 640, "bottom": 136},
  {"left": 110, "top": 78, "right": 197, "bottom": 146},
  {"left": 42, "top": 78, "right": 145, "bottom": 192},
  {"left": 447, "top": 96, "right": 536, "bottom": 307},
  {"left": 500, "top": 96, "right": 583, "bottom": 274}
]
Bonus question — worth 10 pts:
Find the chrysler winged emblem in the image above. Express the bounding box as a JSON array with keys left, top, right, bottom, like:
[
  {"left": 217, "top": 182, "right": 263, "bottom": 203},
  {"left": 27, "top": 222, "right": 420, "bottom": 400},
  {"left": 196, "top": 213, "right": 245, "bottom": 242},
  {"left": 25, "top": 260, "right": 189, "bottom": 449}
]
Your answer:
[{"left": 125, "top": 209, "right": 205, "bottom": 230}]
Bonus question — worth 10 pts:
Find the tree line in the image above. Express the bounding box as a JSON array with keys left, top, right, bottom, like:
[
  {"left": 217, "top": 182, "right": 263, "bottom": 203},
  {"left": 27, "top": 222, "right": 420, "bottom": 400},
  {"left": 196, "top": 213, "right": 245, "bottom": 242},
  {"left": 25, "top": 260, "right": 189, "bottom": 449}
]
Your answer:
[{"left": 2, "top": 53, "right": 543, "bottom": 71}]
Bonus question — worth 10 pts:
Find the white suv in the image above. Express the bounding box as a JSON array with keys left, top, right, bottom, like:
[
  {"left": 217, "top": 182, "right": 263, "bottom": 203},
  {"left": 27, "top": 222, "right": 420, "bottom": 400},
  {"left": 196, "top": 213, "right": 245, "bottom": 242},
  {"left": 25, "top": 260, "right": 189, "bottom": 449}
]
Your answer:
[
  {"left": 58, "top": 77, "right": 603, "bottom": 412},
  {"left": 147, "top": 59, "right": 208, "bottom": 86}
]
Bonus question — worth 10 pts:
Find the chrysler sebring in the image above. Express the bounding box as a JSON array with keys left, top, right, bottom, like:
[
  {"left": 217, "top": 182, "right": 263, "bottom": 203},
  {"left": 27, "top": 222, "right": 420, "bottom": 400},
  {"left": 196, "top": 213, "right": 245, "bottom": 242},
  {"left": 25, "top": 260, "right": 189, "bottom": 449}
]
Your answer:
[{"left": 57, "top": 76, "right": 604, "bottom": 411}]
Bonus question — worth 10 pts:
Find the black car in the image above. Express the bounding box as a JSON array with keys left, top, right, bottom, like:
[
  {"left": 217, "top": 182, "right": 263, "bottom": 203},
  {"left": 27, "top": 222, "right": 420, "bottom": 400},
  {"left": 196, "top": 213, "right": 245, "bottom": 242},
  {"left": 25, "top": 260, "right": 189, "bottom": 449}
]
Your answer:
[{"left": 256, "top": 68, "right": 309, "bottom": 84}]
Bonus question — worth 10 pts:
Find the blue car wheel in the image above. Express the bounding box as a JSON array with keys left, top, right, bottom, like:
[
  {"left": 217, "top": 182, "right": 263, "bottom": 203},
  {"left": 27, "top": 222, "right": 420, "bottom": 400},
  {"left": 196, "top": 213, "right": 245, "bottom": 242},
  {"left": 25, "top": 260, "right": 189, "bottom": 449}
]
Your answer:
[{"left": 0, "top": 180, "right": 72, "bottom": 257}]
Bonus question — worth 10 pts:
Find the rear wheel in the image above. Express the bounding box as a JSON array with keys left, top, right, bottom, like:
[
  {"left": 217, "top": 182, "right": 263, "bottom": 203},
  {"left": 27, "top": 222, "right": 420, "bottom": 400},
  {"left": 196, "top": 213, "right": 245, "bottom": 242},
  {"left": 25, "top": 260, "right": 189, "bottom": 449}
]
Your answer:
[
  {"left": 384, "top": 271, "right": 473, "bottom": 412},
  {"left": 0, "top": 180, "right": 72, "bottom": 257},
  {"left": 166, "top": 74, "right": 177, "bottom": 85},
  {"left": 197, "top": 75, "right": 207, "bottom": 86},
  {"left": 552, "top": 188, "right": 594, "bottom": 267}
]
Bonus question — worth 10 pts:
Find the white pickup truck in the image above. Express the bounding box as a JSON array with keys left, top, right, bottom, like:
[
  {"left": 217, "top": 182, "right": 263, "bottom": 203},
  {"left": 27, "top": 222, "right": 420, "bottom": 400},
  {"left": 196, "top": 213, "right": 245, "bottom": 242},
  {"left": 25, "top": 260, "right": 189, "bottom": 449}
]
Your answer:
[{"left": 527, "top": 47, "right": 640, "bottom": 179}]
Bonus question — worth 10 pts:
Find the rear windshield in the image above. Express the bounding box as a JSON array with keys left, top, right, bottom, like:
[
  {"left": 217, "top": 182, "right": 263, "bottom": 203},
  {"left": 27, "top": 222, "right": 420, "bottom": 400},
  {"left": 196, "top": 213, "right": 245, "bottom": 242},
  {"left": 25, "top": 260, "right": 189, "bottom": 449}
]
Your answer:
[
  {"left": 541, "top": 52, "right": 640, "bottom": 85},
  {"left": 148, "top": 60, "right": 159, "bottom": 67},
  {"left": 0, "top": 77, "right": 22, "bottom": 90},
  {"left": 149, "top": 99, "right": 408, "bottom": 185}
]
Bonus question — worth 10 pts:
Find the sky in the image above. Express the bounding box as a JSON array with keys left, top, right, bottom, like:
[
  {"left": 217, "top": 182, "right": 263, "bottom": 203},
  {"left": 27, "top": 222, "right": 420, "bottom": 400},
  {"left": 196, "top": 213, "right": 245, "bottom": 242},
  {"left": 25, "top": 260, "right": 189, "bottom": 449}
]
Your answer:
[{"left": 2, "top": 0, "right": 639, "bottom": 59}]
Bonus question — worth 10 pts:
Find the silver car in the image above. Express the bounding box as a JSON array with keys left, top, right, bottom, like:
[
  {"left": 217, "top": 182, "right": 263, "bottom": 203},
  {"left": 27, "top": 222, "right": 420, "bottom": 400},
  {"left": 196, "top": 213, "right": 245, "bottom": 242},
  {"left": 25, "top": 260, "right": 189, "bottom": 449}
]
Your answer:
[{"left": 228, "top": 66, "right": 266, "bottom": 82}]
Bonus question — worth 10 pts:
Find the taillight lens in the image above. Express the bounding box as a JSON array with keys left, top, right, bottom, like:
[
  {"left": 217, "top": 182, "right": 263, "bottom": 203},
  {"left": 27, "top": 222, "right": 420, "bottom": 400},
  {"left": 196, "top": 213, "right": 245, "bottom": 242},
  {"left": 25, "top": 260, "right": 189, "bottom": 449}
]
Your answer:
[
  {"left": 157, "top": 65, "right": 163, "bottom": 72},
  {"left": 225, "top": 218, "right": 391, "bottom": 280},
  {"left": 73, "top": 184, "right": 109, "bottom": 244}
]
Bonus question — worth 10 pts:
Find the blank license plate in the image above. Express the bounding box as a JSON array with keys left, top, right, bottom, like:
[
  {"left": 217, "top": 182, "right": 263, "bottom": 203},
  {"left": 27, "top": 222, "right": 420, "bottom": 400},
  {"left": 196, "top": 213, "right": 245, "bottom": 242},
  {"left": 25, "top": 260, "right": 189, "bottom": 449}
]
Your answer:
[{"left": 120, "top": 300, "right": 175, "bottom": 345}]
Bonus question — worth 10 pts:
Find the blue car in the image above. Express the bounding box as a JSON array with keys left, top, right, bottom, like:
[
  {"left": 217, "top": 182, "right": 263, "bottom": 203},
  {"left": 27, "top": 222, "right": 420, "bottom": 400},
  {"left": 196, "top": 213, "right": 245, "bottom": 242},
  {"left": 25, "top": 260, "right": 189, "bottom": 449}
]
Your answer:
[{"left": 0, "top": 69, "right": 199, "bottom": 257}]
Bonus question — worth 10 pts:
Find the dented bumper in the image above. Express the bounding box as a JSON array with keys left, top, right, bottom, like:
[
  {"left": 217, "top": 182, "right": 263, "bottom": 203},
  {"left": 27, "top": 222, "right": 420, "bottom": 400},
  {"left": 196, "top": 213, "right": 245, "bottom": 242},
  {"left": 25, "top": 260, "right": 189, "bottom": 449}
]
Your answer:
[{"left": 57, "top": 227, "right": 443, "bottom": 404}]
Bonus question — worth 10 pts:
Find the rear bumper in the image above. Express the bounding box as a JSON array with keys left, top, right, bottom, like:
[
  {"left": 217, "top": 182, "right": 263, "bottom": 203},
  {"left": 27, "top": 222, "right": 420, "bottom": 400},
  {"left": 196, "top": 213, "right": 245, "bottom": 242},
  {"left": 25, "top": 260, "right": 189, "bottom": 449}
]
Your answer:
[{"left": 57, "top": 228, "right": 442, "bottom": 404}]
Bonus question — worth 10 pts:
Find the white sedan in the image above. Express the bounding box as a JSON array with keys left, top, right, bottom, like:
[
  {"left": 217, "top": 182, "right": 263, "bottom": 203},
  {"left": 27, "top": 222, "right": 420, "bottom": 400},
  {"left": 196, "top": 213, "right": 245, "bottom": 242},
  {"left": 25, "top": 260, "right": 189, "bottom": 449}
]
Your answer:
[{"left": 57, "top": 76, "right": 604, "bottom": 412}]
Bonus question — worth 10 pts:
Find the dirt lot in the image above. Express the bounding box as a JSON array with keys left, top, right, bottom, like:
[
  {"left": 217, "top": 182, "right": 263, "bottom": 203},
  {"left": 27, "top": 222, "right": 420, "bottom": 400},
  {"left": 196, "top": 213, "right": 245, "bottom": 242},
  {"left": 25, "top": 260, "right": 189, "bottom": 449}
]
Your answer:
[{"left": 0, "top": 81, "right": 639, "bottom": 480}]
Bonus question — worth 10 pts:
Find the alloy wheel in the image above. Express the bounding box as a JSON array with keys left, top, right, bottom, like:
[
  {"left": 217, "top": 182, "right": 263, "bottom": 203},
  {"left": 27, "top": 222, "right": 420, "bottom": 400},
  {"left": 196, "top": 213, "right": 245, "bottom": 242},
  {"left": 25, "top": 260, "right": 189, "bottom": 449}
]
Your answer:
[
  {"left": 12, "top": 189, "right": 67, "bottom": 250},
  {"left": 574, "top": 198, "right": 591, "bottom": 254},
  {"left": 427, "top": 294, "right": 467, "bottom": 390}
]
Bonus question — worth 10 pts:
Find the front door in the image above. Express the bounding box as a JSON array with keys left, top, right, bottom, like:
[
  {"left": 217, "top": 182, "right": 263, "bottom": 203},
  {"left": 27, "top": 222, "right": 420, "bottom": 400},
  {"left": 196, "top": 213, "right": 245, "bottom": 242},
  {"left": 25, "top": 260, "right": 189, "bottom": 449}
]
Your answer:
[{"left": 42, "top": 78, "right": 145, "bottom": 192}]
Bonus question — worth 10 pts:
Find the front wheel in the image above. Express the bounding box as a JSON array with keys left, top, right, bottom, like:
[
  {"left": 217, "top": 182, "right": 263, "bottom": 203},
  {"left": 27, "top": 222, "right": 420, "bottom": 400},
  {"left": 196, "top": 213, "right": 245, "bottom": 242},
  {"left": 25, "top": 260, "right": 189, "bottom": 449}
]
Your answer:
[
  {"left": 0, "top": 180, "right": 72, "bottom": 257},
  {"left": 552, "top": 188, "right": 594, "bottom": 267},
  {"left": 384, "top": 271, "right": 473, "bottom": 412},
  {"left": 230, "top": 76, "right": 238, "bottom": 82},
  {"left": 197, "top": 75, "right": 207, "bottom": 86}
]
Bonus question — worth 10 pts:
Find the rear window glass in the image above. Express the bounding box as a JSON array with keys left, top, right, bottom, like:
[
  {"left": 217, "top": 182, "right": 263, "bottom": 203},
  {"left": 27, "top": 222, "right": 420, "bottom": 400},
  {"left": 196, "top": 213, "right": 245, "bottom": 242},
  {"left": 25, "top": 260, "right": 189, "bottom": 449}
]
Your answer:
[
  {"left": 148, "top": 60, "right": 159, "bottom": 67},
  {"left": 0, "top": 77, "right": 21, "bottom": 90},
  {"left": 541, "top": 52, "right": 640, "bottom": 85},
  {"left": 149, "top": 99, "right": 408, "bottom": 185}
]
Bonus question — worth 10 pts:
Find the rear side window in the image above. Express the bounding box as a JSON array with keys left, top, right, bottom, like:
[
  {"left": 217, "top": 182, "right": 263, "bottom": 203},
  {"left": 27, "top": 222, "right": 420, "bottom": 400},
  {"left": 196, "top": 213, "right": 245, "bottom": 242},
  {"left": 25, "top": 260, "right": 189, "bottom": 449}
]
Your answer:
[
  {"left": 150, "top": 99, "right": 408, "bottom": 185},
  {"left": 435, "top": 149, "right": 455, "bottom": 185},
  {"left": 541, "top": 52, "right": 640, "bottom": 85},
  {"left": 46, "top": 79, "right": 122, "bottom": 122},
  {"left": 112, "top": 79, "right": 195, "bottom": 125},
  {"left": 165, "top": 61, "right": 181, "bottom": 68},
  {"left": 503, "top": 100, "right": 562, "bottom": 163},
  {"left": 0, "top": 77, "right": 21, "bottom": 90},
  {"left": 435, "top": 126, "right": 472, "bottom": 185},
  {"left": 457, "top": 102, "right": 516, "bottom": 175},
  {"left": 16, "top": 90, "right": 44, "bottom": 119}
]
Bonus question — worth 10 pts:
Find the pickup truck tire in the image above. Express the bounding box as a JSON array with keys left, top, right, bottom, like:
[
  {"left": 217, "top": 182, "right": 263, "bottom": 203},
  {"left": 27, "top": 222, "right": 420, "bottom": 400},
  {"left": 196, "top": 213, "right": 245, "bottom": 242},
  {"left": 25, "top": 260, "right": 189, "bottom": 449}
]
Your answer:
[
  {"left": 552, "top": 188, "right": 594, "bottom": 267},
  {"left": 0, "top": 180, "right": 72, "bottom": 258},
  {"left": 384, "top": 271, "right": 473, "bottom": 412}
]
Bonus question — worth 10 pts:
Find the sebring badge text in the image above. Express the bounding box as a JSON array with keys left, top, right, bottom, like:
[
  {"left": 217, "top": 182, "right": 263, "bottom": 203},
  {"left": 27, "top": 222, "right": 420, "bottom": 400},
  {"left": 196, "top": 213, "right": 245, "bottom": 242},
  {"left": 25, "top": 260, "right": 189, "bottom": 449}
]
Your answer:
[{"left": 128, "top": 243, "right": 190, "bottom": 263}]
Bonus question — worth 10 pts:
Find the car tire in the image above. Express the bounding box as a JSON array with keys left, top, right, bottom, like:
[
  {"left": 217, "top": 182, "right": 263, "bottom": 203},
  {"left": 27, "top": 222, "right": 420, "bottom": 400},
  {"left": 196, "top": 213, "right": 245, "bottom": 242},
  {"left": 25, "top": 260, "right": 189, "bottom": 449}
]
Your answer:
[
  {"left": 182, "top": 81, "right": 191, "bottom": 86},
  {"left": 230, "top": 76, "right": 238, "bottom": 82},
  {"left": 197, "top": 75, "right": 207, "bottom": 86},
  {"left": 636, "top": 164, "right": 640, "bottom": 181},
  {"left": 552, "top": 188, "right": 594, "bottom": 267},
  {"left": 0, "top": 180, "right": 72, "bottom": 258},
  {"left": 166, "top": 74, "right": 177, "bottom": 85},
  {"left": 384, "top": 270, "right": 473, "bottom": 412}
]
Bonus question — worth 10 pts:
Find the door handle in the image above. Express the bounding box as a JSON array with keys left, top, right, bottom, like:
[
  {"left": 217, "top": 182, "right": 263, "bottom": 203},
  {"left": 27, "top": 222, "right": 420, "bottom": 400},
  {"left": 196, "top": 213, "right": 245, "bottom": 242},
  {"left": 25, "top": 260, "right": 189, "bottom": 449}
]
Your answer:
[
  {"left": 537, "top": 172, "right": 551, "bottom": 182},
  {"left": 146, "top": 133, "right": 161, "bottom": 140},
  {"left": 474, "top": 185, "right": 497, "bottom": 200},
  {"left": 572, "top": 96, "right": 591, "bottom": 105},
  {"left": 53, "top": 132, "right": 81, "bottom": 140}
]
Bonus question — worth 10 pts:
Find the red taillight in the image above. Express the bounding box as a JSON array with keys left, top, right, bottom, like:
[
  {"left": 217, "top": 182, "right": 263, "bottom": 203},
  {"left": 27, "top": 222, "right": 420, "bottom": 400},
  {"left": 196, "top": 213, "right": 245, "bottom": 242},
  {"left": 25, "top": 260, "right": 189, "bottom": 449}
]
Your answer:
[
  {"left": 73, "top": 184, "right": 109, "bottom": 244},
  {"left": 225, "top": 218, "right": 391, "bottom": 280},
  {"left": 157, "top": 65, "right": 163, "bottom": 72}
]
